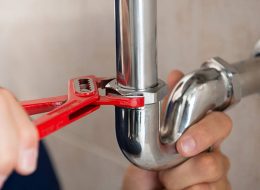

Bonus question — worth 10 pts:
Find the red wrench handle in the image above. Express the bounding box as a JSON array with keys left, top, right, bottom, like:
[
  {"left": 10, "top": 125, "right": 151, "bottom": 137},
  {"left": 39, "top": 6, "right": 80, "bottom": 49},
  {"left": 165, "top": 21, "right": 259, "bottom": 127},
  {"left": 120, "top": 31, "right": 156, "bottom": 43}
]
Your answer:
[
  {"left": 22, "top": 95, "right": 67, "bottom": 115},
  {"left": 35, "top": 101, "right": 99, "bottom": 139},
  {"left": 25, "top": 95, "right": 99, "bottom": 139}
]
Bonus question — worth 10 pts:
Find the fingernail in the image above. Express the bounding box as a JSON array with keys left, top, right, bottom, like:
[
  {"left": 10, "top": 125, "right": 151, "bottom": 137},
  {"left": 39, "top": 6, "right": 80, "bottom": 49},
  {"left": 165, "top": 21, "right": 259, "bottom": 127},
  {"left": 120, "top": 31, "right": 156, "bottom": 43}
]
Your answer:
[
  {"left": 0, "top": 175, "right": 7, "bottom": 189},
  {"left": 19, "top": 149, "right": 38, "bottom": 174},
  {"left": 180, "top": 135, "right": 196, "bottom": 155}
]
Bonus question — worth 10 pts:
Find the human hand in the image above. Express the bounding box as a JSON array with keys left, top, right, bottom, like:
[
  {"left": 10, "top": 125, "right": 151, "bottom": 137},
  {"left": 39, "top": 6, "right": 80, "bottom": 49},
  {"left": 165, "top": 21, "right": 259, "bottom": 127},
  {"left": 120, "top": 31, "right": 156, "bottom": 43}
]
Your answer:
[
  {"left": 0, "top": 88, "right": 38, "bottom": 188},
  {"left": 122, "top": 70, "right": 232, "bottom": 190}
]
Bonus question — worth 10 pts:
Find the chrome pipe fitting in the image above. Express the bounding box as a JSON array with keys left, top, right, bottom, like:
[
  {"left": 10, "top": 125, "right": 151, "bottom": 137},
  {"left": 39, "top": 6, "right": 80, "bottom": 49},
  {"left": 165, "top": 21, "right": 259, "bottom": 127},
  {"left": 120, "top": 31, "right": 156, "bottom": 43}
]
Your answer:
[
  {"left": 162, "top": 56, "right": 260, "bottom": 167},
  {"left": 114, "top": 0, "right": 260, "bottom": 170},
  {"left": 161, "top": 57, "right": 242, "bottom": 145}
]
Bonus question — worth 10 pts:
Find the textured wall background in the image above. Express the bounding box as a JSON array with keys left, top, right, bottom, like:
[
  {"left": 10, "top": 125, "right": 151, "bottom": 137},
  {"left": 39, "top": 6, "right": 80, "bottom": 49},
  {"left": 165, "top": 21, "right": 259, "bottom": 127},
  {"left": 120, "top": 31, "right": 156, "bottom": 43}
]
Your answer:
[{"left": 0, "top": 0, "right": 260, "bottom": 189}]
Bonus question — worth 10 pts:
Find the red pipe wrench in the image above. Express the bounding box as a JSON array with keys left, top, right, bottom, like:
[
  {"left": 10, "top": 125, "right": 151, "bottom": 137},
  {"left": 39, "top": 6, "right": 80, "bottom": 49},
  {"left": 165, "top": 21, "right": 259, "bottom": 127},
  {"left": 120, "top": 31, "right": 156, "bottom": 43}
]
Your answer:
[{"left": 21, "top": 76, "right": 144, "bottom": 139}]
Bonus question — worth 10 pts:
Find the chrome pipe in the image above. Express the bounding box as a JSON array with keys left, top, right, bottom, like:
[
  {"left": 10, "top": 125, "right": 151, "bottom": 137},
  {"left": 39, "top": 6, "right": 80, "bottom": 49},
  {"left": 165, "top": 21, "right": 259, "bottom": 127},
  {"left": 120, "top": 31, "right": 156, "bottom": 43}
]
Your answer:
[
  {"left": 114, "top": 0, "right": 260, "bottom": 170},
  {"left": 161, "top": 56, "right": 260, "bottom": 166},
  {"left": 115, "top": 0, "right": 158, "bottom": 89},
  {"left": 233, "top": 58, "right": 260, "bottom": 97},
  {"left": 115, "top": 0, "right": 176, "bottom": 170}
]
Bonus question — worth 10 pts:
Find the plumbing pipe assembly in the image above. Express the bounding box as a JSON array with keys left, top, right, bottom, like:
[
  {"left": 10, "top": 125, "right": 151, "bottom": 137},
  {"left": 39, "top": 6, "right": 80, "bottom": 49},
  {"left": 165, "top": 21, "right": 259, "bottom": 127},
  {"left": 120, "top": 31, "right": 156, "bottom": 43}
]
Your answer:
[
  {"left": 114, "top": 0, "right": 260, "bottom": 170},
  {"left": 21, "top": 0, "right": 260, "bottom": 171}
]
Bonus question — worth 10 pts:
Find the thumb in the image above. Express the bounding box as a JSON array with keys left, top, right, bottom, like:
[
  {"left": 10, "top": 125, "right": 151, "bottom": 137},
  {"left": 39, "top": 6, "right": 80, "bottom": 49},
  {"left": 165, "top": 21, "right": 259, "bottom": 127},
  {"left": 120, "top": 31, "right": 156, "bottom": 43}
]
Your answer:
[{"left": 162, "top": 70, "right": 184, "bottom": 111}]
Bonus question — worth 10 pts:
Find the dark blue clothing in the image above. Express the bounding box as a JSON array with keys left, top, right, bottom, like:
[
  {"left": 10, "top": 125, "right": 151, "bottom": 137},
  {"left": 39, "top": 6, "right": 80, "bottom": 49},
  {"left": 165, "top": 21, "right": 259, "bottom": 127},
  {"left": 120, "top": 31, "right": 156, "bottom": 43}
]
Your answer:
[{"left": 2, "top": 141, "right": 61, "bottom": 190}]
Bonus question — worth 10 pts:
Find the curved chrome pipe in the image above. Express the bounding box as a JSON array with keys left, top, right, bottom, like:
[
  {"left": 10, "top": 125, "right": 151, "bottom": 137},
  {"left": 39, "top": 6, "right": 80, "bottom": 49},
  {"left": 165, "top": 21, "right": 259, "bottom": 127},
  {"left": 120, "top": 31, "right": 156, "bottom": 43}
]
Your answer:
[
  {"left": 160, "top": 56, "right": 260, "bottom": 167},
  {"left": 162, "top": 58, "right": 244, "bottom": 145},
  {"left": 114, "top": 0, "right": 260, "bottom": 170},
  {"left": 160, "top": 59, "right": 240, "bottom": 144}
]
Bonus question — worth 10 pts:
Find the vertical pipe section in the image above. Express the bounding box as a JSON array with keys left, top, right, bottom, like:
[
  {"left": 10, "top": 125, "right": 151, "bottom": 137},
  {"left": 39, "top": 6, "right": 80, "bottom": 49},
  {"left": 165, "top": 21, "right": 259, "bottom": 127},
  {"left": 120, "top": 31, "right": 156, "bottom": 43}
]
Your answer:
[
  {"left": 115, "top": 0, "right": 158, "bottom": 90},
  {"left": 115, "top": 0, "right": 169, "bottom": 170}
]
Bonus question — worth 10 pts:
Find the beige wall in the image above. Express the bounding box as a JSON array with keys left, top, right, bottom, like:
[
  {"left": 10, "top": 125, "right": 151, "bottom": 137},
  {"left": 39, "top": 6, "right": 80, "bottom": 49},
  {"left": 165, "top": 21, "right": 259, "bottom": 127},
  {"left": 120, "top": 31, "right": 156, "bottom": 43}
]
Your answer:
[{"left": 0, "top": 0, "right": 260, "bottom": 189}]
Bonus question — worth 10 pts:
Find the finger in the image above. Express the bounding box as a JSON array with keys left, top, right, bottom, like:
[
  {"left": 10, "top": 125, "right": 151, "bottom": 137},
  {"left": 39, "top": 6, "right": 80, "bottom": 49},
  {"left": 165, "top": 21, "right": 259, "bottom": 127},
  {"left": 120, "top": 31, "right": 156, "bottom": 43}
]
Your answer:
[
  {"left": 184, "top": 177, "right": 231, "bottom": 190},
  {"left": 176, "top": 112, "right": 232, "bottom": 157},
  {"left": 0, "top": 89, "right": 20, "bottom": 188},
  {"left": 162, "top": 70, "right": 184, "bottom": 111},
  {"left": 159, "top": 150, "right": 230, "bottom": 190},
  {"left": 167, "top": 70, "right": 184, "bottom": 90},
  {"left": 122, "top": 165, "right": 163, "bottom": 190},
  {"left": 2, "top": 89, "right": 39, "bottom": 175}
]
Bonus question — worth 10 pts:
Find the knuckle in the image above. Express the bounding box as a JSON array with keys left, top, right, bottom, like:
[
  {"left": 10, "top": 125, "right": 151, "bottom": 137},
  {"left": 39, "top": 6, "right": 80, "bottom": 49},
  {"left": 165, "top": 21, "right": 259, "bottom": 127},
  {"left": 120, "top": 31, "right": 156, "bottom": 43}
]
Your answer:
[
  {"left": 19, "top": 127, "right": 38, "bottom": 148},
  {"left": 220, "top": 113, "right": 232, "bottom": 128},
  {"left": 0, "top": 88, "right": 14, "bottom": 100},
  {"left": 198, "top": 154, "right": 216, "bottom": 170},
  {"left": 167, "top": 70, "right": 183, "bottom": 81},
  {"left": 198, "top": 155, "right": 222, "bottom": 181},
  {"left": 222, "top": 153, "right": 231, "bottom": 172},
  {"left": 213, "top": 112, "right": 233, "bottom": 131},
  {"left": 0, "top": 89, "right": 10, "bottom": 106},
  {"left": 0, "top": 89, "right": 17, "bottom": 112}
]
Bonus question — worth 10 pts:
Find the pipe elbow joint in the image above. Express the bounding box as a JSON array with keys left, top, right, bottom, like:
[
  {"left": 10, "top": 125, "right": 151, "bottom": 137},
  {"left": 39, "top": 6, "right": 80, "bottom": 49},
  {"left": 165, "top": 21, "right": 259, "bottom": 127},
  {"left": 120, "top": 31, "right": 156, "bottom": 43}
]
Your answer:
[
  {"left": 161, "top": 57, "right": 242, "bottom": 144},
  {"left": 115, "top": 57, "right": 241, "bottom": 170}
]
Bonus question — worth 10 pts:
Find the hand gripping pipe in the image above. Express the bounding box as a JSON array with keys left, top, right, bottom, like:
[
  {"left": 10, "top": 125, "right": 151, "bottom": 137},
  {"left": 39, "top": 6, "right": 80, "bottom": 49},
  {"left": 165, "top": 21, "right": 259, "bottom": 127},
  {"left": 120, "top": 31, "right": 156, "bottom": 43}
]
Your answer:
[{"left": 114, "top": 0, "right": 260, "bottom": 170}]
